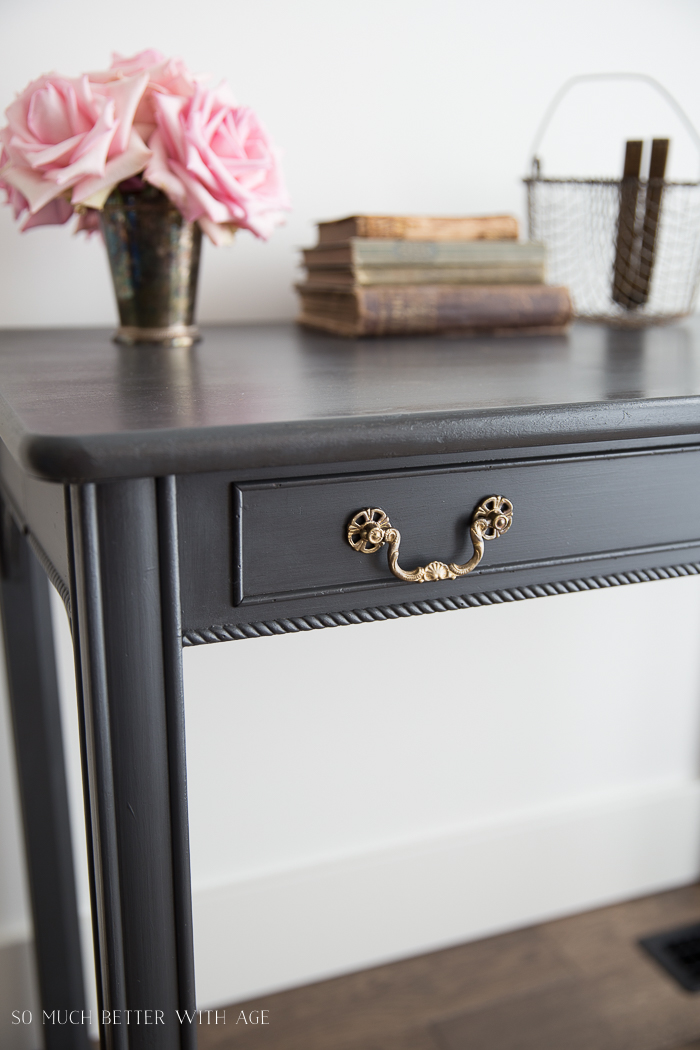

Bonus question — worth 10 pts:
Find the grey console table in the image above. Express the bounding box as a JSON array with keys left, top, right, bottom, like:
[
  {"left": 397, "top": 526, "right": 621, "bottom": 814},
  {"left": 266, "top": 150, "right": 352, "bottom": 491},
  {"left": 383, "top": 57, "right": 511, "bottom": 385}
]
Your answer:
[{"left": 2, "top": 320, "right": 700, "bottom": 1050}]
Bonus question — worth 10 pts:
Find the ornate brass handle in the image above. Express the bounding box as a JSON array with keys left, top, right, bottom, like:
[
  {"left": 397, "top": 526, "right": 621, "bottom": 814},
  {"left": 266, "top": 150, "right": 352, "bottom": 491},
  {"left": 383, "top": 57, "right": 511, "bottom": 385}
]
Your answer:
[{"left": 347, "top": 495, "right": 513, "bottom": 583}]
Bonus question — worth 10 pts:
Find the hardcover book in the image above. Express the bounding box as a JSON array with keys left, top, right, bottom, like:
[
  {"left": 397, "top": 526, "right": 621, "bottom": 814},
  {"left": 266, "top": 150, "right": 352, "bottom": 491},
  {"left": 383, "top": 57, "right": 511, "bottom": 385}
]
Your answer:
[
  {"left": 301, "top": 266, "right": 545, "bottom": 288},
  {"left": 296, "top": 284, "right": 572, "bottom": 337},
  {"left": 316, "top": 214, "right": 519, "bottom": 245},
  {"left": 302, "top": 239, "right": 545, "bottom": 269}
]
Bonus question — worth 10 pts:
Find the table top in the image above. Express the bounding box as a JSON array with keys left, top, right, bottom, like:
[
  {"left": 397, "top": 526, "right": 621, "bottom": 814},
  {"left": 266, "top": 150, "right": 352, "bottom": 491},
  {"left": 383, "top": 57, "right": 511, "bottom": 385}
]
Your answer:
[{"left": 1, "top": 320, "right": 700, "bottom": 482}]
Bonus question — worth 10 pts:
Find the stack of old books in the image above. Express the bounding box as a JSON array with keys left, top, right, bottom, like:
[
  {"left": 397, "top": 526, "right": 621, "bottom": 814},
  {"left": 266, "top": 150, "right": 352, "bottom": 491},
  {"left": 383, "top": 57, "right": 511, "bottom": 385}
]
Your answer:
[{"left": 296, "top": 214, "right": 572, "bottom": 336}]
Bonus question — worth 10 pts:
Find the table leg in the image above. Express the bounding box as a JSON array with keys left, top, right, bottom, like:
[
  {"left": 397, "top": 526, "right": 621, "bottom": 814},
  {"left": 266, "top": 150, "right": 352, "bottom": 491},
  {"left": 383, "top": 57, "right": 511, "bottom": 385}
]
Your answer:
[
  {"left": 69, "top": 478, "right": 196, "bottom": 1050},
  {"left": 0, "top": 501, "right": 89, "bottom": 1050}
]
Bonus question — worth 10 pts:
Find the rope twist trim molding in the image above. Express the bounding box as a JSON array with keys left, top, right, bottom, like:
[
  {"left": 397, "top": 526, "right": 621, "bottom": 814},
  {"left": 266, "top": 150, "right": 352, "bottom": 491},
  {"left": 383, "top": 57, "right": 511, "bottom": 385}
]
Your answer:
[
  {"left": 182, "top": 561, "right": 700, "bottom": 645},
  {"left": 27, "top": 534, "right": 72, "bottom": 617}
]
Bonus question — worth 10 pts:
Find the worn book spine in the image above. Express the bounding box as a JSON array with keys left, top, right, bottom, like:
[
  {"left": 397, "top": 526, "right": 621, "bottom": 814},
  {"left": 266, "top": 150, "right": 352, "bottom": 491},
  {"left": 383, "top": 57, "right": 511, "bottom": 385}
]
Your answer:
[
  {"left": 296, "top": 285, "right": 573, "bottom": 337},
  {"left": 298, "top": 314, "right": 569, "bottom": 338},
  {"left": 301, "top": 265, "right": 546, "bottom": 287},
  {"left": 316, "top": 214, "right": 519, "bottom": 245},
  {"left": 303, "top": 239, "right": 545, "bottom": 268}
]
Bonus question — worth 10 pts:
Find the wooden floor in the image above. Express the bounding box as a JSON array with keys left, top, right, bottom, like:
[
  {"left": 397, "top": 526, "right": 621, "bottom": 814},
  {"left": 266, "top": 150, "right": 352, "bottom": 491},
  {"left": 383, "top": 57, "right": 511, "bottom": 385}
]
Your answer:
[{"left": 198, "top": 884, "right": 700, "bottom": 1050}]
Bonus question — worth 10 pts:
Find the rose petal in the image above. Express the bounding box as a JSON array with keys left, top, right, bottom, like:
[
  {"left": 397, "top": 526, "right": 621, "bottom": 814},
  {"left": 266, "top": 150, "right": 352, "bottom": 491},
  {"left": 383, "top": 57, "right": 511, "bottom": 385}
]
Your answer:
[
  {"left": 64, "top": 77, "right": 96, "bottom": 137},
  {"left": 21, "top": 195, "right": 73, "bottom": 230},
  {"left": 93, "top": 72, "right": 149, "bottom": 156},
  {"left": 143, "top": 129, "right": 191, "bottom": 213},
  {"left": 27, "top": 82, "right": 75, "bottom": 144},
  {"left": 183, "top": 141, "right": 221, "bottom": 194},
  {"left": 65, "top": 98, "right": 116, "bottom": 166},
  {"left": 19, "top": 133, "right": 84, "bottom": 170},
  {"left": 71, "top": 128, "right": 152, "bottom": 207},
  {"left": 0, "top": 174, "right": 29, "bottom": 220},
  {"left": 151, "top": 92, "right": 188, "bottom": 164},
  {"left": 169, "top": 158, "right": 232, "bottom": 223},
  {"left": 1, "top": 162, "right": 65, "bottom": 212},
  {"left": 110, "top": 48, "right": 167, "bottom": 72},
  {"left": 197, "top": 216, "right": 237, "bottom": 245}
]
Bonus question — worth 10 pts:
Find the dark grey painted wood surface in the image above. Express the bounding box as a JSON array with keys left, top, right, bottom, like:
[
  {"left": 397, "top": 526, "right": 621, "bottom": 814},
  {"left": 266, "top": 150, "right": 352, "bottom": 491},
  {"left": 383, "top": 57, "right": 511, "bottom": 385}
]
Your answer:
[
  {"left": 156, "top": 476, "right": 197, "bottom": 1050},
  {"left": 236, "top": 448, "right": 700, "bottom": 604},
  {"left": 0, "top": 508, "right": 89, "bottom": 1050},
  {"left": 1, "top": 322, "right": 700, "bottom": 481},
  {"left": 3, "top": 319, "right": 700, "bottom": 630},
  {"left": 70, "top": 480, "right": 187, "bottom": 1048},
  {"left": 2, "top": 321, "right": 700, "bottom": 1050},
  {"left": 175, "top": 446, "right": 700, "bottom": 632}
]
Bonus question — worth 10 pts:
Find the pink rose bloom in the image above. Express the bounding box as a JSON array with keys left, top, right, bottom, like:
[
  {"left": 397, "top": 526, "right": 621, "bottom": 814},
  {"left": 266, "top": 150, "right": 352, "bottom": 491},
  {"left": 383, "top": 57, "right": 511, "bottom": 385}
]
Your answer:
[
  {"left": 144, "top": 82, "right": 290, "bottom": 244},
  {"left": 90, "top": 50, "right": 202, "bottom": 143},
  {"left": 0, "top": 71, "right": 151, "bottom": 227},
  {"left": 0, "top": 144, "right": 74, "bottom": 229}
]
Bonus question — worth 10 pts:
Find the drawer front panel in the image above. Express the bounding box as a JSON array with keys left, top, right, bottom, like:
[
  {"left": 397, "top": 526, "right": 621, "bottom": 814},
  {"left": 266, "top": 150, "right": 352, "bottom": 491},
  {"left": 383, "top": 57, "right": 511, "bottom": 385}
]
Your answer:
[{"left": 235, "top": 449, "right": 700, "bottom": 605}]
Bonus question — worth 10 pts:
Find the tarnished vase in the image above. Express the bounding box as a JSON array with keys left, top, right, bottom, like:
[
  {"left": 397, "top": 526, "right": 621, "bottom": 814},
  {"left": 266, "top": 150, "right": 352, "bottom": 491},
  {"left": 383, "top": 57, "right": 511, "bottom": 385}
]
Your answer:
[{"left": 101, "top": 184, "right": 202, "bottom": 348}]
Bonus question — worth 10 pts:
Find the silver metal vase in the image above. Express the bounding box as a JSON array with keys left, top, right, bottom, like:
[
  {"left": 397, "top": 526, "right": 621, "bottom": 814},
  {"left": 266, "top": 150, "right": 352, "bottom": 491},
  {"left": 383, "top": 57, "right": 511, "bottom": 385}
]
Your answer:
[{"left": 100, "top": 183, "right": 202, "bottom": 348}]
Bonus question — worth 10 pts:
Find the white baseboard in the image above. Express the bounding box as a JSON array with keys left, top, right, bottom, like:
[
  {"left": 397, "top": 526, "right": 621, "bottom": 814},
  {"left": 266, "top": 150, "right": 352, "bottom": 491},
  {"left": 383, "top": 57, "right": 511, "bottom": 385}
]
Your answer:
[
  {"left": 191, "top": 780, "right": 700, "bottom": 1006},
  {"left": 4, "top": 779, "right": 700, "bottom": 1040}
]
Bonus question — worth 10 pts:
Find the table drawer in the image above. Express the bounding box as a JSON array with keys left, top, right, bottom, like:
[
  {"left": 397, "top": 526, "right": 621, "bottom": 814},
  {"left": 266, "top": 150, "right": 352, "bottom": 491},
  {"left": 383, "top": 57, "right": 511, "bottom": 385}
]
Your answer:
[{"left": 234, "top": 448, "right": 700, "bottom": 606}]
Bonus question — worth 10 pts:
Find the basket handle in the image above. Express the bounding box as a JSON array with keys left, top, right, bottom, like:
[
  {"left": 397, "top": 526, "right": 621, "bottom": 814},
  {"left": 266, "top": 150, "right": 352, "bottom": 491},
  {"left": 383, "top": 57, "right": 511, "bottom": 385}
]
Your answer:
[{"left": 528, "top": 72, "right": 700, "bottom": 178}]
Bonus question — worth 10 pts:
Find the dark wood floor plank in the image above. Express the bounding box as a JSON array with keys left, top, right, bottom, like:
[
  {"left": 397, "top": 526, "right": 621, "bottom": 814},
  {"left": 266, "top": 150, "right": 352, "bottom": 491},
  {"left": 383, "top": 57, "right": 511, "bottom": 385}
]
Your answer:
[
  {"left": 198, "top": 928, "right": 573, "bottom": 1050},
  {"left": 435, "top": 968, "right": 700, "bottom": 1050},
  {"left": 433, "top": 980, "right": 615, "bottom": 1050},
  {"left": 199, "top": 1023, "right": 441, "bottom": 1050},
  {"left": 542, "top": 884, "right": 700, "bottom": 979},
  {"left": 586, "top": 966, "right": 700, "bottom": 1050},
  {"left": 198, "top": 884, "right": 700, "bottom": 1050},
  {"left": 436, "top": 886, "right": 700, "bottom": 1050},
  {"left": 339, "top": 1026, "right": 442, "bottom": 1050}
]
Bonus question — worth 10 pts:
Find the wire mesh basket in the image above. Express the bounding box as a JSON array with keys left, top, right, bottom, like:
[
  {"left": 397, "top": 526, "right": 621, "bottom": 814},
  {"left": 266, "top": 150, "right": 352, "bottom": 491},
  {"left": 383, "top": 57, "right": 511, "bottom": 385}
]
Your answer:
[{"left": 524, "top": 74, "right": 700, "bottom": 326}]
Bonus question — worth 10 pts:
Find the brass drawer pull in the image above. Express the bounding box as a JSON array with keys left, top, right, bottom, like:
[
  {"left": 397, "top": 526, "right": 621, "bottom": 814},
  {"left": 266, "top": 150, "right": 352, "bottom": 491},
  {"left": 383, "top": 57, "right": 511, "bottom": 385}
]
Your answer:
[{"left": 347, "top": 496, "right": 513, "bottom": 583}]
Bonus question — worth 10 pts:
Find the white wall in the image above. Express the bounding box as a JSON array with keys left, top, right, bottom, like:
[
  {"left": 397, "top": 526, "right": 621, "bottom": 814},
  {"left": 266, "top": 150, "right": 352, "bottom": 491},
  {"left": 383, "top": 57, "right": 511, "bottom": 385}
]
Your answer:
[{"left": 2, "top": 0, "right": 700, "bottom": 1045}]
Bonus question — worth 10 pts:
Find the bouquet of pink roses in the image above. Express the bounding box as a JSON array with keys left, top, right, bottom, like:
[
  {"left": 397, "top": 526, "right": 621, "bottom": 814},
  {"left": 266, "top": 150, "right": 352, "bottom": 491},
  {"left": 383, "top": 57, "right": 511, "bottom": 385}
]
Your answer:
[{"left": 0, "top": 49, "right": 290, "bottom": 245}]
